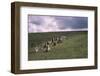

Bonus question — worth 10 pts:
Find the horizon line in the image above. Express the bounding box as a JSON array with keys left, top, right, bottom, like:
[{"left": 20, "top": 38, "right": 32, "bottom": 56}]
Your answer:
[{"left": 28, "top": 30, "right": 88, "bottom": 33}]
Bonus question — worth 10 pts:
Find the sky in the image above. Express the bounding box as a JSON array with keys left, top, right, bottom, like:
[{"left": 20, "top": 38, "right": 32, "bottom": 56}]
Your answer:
[{"left": 28, "top": 15, "right": 88, "bottom": 33}]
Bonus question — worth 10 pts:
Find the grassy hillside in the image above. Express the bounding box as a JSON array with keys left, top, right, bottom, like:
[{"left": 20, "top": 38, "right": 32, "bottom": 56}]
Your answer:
[{"left": 28, "top": 31, "right": 88, "bottom": 60}]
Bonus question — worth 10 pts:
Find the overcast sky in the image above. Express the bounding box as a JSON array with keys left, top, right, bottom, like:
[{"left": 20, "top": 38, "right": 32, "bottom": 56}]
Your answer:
[{"left": 28, "top": 15, "right": 88, "bottom": 33}]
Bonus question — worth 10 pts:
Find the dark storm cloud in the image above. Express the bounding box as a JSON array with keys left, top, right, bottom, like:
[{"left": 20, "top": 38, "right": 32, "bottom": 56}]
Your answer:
[{"left": 55, "top": 16, "right": 88, "bottom": 30}]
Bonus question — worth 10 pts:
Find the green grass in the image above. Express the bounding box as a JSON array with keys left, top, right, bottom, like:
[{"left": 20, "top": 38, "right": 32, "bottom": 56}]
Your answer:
[{"left": 28, "top": 31, "right": 88, "bottom": 61}]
